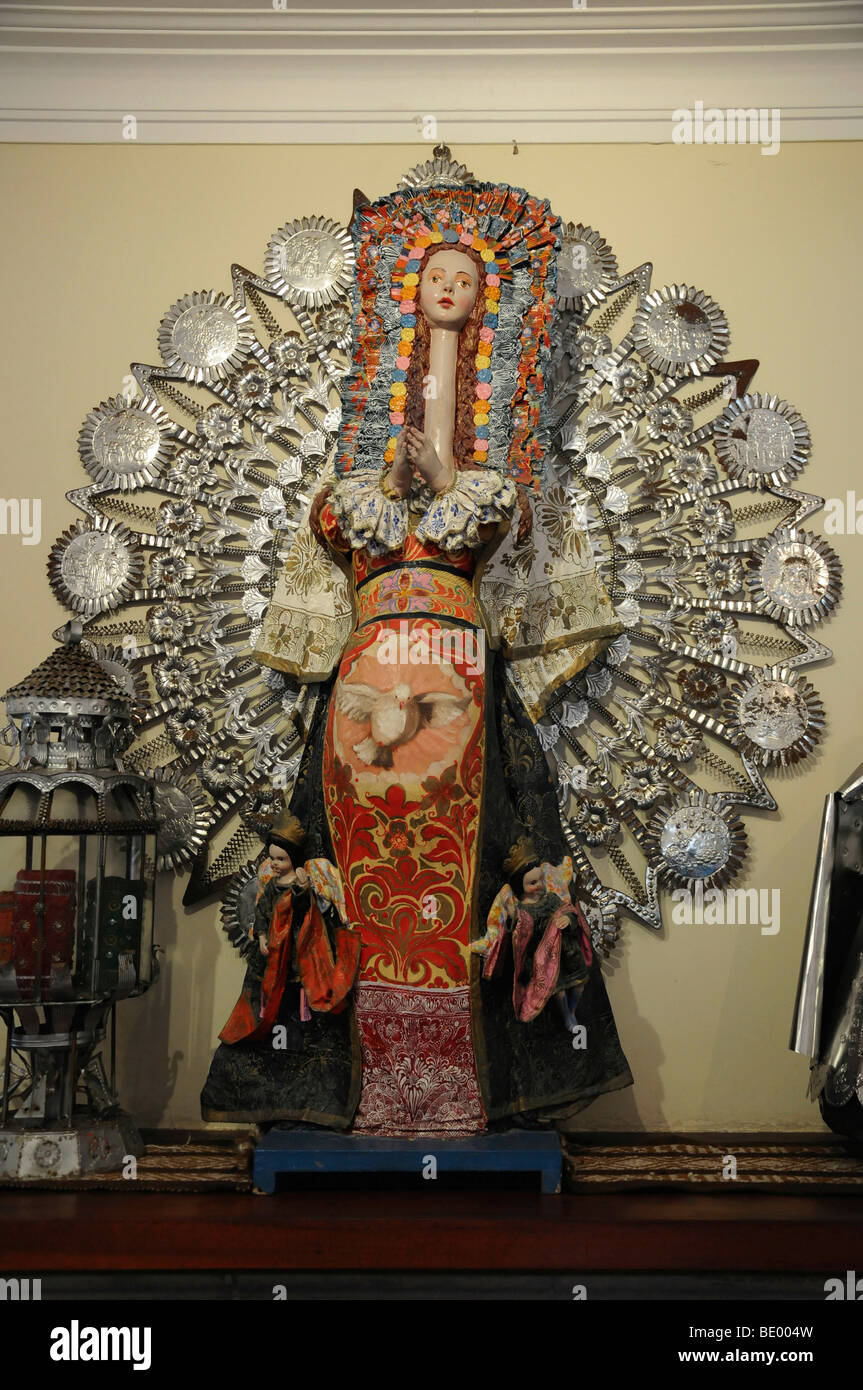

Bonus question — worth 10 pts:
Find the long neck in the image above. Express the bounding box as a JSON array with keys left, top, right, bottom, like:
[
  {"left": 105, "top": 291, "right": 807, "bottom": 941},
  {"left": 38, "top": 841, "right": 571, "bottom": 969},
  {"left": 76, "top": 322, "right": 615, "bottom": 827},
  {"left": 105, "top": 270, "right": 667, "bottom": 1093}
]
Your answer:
[{"left": 423, "top": 328, "right": 459, "bottom": 471}]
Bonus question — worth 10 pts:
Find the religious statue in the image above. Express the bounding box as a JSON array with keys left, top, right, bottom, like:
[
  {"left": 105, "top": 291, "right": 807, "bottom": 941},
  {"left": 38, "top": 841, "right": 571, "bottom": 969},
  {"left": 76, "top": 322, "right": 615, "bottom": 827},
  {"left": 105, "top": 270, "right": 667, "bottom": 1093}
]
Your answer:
[
  {"left": 201, "top": 174, "right": 632, "bottom": 1133},
  {"left": 39, "top": 142, "right": 845, "bottom": 1156}
]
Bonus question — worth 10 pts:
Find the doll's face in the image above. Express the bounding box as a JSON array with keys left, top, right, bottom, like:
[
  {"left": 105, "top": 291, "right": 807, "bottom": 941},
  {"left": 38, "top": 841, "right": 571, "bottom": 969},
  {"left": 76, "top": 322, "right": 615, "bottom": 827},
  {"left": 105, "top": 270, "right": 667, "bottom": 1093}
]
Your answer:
[
  {"left": 419, "top": 249, "right": 479, "bottom": 331},
  {"left": 522, "top": 865, "right": 544, "bottom": 897},
  {"left": 267, "top": 843, "right": 294, "bottom": 875}
]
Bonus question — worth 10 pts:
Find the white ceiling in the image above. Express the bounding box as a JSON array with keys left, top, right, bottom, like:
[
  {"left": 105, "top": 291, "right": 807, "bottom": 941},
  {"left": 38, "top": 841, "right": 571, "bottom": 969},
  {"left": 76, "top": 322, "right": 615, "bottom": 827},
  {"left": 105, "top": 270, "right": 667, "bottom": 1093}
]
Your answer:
[{"left": 1, "top": 2, "right": 861, "bottom": 142}]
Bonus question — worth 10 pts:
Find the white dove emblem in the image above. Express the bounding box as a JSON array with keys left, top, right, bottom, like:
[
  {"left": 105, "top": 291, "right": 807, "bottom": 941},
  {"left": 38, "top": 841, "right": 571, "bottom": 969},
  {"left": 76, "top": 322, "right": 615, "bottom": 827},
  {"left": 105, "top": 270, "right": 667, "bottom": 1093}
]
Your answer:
[{"left": 336, "top": 680, "right": 469, "bottom": 768}]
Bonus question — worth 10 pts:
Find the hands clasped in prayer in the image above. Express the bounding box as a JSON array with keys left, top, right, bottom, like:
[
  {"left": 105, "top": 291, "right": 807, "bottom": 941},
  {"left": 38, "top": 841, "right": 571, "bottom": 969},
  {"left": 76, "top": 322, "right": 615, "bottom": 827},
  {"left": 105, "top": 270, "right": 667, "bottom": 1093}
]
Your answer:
[{"left": 387, "top": 426, "right": 452, "bottom": 497}]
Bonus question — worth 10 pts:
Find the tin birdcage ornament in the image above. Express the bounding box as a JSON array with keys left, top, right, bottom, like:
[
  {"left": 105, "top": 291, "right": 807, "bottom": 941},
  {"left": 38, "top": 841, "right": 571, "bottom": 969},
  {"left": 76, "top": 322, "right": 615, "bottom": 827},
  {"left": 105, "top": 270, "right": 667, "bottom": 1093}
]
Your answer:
[{"left": 0, "top": 623, "right": 159, "bottom": 1180}]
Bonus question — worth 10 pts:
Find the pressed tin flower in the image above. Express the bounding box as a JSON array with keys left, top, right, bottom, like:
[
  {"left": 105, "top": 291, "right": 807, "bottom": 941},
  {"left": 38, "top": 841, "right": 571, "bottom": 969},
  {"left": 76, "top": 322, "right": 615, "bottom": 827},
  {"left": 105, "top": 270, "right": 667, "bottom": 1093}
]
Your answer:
[
  {"left": 609, "top": 360, "right": 652, "bottom": 403},
  {"left": 270, "top": 332, "right": 309, "bottom": 375},
  {"left": 157, "top": 499, "right": 204, "bottom": 541},
  {"left": 655, "top": 717, "right": 703, "bottom": 762},
  {"left": 200, "top": 749, "right": 247, "bottom": 794},
  {"left": 154, "top": 652, "right": 200, "bottom": 699},
  {"left": 572, "top": 799, "right": 620, "bottom": 847},
  {"left": 168, "top": 449, "right": 219, "bottom": 494},
  {"left": 149, "top": 550, "right": 196, "bottom": 595},
  {"left": 690, "top": 610, "right": 739, "bottom": 655},
  {"left": 234, "top": 363, "right": 274, "bottom": 411},
  {"left": 701, "top": 553, "right": 744, "bottom": 599},
  {"left": 690, "top": 496, "right": 734, "bottom": 542},
  {"left": 197, "top": 403, "right": 243, "bottom": 449},
  {"left": 316, "top": 304, "right": 352, "bottom": 349},
  {"left": 646, "top": 399, "right": 693, "bottom": 442},
  {"left": 167, "top": 706, "right": 211, "bottom": 750},
  {"left": 669, "top": 445, "right": 718, "bottom": 490},
  {"left": 678, "top": 663, "right": 727, "bottom": 707},
  {"left": 148, "top": 603, "right": 194, "bottom": 646},
  {"left": 620, "top": 760, "right": 668, "bottom": 808}
]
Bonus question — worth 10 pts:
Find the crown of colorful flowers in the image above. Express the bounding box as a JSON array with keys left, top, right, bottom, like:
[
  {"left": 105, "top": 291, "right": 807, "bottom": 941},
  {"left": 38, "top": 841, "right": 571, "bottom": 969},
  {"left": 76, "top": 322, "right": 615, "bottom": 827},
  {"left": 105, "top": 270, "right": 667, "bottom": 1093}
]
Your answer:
[{"left": 384, "top": 222, "right": 509, "bottom": 468}]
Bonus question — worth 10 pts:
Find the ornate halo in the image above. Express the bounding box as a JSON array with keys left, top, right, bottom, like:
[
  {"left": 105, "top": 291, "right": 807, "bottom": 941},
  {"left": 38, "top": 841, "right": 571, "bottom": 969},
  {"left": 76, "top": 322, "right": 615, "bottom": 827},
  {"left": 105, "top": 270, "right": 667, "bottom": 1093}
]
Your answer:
[
  {"left": 722, "top": 667, "right": 825, "bottom": 767},
  {"left": 158, "top": 291, "right": 255, "bottom": 384},
  {"left": 398, "top": 150, "right": 475, "bottom": 190},
  {"left": 220, "top": 860, "right": 263, "bottom": 959},
  {"left": 265, "top": 217, "right": 355, "bottom": 309},
  {"left": 649, "top": 790, "right": 747, "bottom": 889},
  {"left": 47, "top": 518, "right": 144, "bottom": 618},
  {"left": 713, "top": 394, "right": 811, "bottom": 489},
  {"left": 632, "top": 284, "right": 730, "bottom": 377},
  {"left": 77, "top": 394, "right": 173, "bottom": 491},
  {"left": 149, "top": 766, "right": 211, "bottom": 872},
  {"left": 557, "top": 224, "right": 619, "bottom": 310},
  {"left": 748, "top": 528, "right": 842, "bottom": 626}
]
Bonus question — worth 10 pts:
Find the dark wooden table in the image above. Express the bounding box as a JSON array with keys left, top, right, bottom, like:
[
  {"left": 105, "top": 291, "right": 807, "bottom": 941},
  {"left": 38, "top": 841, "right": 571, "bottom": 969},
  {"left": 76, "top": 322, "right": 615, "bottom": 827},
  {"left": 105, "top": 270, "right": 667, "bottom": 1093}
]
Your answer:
[{"left": 3, "top": 1190, "right": 863, "bottom": 1273}]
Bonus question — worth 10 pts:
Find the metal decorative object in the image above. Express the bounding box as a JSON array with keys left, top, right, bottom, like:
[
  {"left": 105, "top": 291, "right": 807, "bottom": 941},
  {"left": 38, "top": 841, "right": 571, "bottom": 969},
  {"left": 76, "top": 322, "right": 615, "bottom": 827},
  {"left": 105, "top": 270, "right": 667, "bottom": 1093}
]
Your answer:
[
  {"left": 78, "top": 394, "right": 174, "bottom": 491},
  {"left": 158, "top": 291, "right": 255, "bottom": 384},
  {"left": 713, "top": 394, "right": 810, "bottom": 488},
  {"left": 45, "top": 148, "right": 841, "bottom": 951},
  {"left": 792, "top": 763, "right": 863, "bottom": 1137},
  {"left": 265, "top": 217, "right": 355, "bottom": 309},
  {"left": 0, "top": 624, "right": 160, "bottom": 1180},
  {"left": 723, "top": 668, "right": 825, "bottom": 767},
  {"left": 48, "top": 518, "right": 143, "bottom": 618},
  {"left": 748, "top": 529, "right": 842, "bottom": 626},
  {"left": 650, "top": 791, "right": 747, "bottom": 889}
]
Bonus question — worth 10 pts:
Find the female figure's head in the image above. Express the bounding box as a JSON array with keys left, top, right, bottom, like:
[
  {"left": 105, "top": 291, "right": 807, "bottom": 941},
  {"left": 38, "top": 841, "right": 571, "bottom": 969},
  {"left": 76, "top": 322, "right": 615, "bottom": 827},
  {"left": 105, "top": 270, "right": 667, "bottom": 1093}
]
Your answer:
[
  {"left": 265, "top": 836, "right": 296, "bottom": 877},
  {"left": 509, "top": 860, "right": 544, "bottom": 900},
  {"left": 404, "top": 244, "right": 488, "bottom": 472},
  {"left": 503, "top": 835, "right": 543, "bottom": 899},
  {"left": 418, "top": 248, "right": 480, "bottom": 332},
  {"left": 261, "top": 810, "right": 305, "bottom": 877}
]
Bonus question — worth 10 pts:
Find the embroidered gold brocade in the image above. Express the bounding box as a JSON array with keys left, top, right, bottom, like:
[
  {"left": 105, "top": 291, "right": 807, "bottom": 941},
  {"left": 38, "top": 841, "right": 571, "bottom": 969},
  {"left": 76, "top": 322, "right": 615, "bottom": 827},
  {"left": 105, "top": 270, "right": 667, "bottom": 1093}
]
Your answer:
[{"left": 253, "top": 468, "right": 623, "bottom": 718}]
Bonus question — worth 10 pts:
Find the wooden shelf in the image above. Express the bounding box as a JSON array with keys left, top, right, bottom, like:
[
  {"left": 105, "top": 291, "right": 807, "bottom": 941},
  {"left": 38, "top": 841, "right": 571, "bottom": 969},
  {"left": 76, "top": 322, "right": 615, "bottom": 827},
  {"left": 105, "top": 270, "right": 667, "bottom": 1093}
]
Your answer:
[{"left": 3, "top": 1189, "right": 863, "bottom": 1273}]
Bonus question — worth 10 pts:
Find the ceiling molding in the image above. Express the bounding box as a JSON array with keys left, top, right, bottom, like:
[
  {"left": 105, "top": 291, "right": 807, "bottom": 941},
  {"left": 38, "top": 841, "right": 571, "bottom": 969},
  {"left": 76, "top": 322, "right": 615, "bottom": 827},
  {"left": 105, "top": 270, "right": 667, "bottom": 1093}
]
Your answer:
[{"left": 1, "top": 1, "right": 861, "bottom": 142}]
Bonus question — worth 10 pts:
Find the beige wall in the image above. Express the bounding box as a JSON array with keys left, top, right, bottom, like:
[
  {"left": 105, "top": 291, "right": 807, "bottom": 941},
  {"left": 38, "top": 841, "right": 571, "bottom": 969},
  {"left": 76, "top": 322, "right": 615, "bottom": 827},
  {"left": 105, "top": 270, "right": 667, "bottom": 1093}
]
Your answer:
[{"left": 0, "top": 141, "right": 860, "bottom": 1132}]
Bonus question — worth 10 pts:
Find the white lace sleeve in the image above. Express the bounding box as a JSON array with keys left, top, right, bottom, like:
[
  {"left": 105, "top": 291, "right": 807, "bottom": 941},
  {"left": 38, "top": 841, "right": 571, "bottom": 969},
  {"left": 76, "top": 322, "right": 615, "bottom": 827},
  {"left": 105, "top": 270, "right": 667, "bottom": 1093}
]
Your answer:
[
  {"left": 414, "top": 469, "right": 517, "bottom": 553},
  {"left": 328, "top": 470, "right": 408, "bottom": 556}
]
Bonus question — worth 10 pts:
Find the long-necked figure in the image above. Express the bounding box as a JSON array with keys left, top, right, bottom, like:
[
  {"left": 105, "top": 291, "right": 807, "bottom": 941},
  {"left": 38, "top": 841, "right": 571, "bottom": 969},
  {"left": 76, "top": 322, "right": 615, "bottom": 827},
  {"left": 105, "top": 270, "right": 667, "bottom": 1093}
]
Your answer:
[{"left": 202, "top": 177, "right": 632, "bottom": 1134}]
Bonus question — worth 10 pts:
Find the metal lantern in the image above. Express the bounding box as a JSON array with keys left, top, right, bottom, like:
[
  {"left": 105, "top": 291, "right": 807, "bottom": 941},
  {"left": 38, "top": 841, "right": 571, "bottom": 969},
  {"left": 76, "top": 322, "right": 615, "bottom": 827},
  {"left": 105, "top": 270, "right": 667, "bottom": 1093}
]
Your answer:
[{"left": 0, "top": 624, "right": 160, "bottom": 1180}]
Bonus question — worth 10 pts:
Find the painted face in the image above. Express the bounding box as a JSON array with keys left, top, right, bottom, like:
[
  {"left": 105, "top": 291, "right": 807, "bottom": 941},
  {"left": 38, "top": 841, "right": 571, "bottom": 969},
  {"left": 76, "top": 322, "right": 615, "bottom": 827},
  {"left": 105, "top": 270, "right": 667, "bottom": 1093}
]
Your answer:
[
  {"left": 522, "top": 865, "right": 544, "bottom": 896},
  {"left": 267, "top": 843, "right": 294, "bottom": 876},
  {"left": 419, "top": 249, "right": 479, "bottom": 331}
]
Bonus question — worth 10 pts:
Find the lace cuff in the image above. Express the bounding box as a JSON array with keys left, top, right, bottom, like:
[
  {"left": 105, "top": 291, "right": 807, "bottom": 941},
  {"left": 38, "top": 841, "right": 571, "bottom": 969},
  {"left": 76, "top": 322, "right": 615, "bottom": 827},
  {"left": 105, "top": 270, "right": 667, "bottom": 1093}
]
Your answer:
[
  {"left": 414, "top": 469, "right": 517, "bottom": 553},
  {"left": 328, "top": 469, "right": 408, "bottom": 557}
]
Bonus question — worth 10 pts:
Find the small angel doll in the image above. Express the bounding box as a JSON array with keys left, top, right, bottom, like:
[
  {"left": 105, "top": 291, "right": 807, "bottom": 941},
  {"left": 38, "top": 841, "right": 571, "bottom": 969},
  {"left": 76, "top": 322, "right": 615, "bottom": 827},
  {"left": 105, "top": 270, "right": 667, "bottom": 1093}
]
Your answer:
[
  {"left": 471, "top": 835, "right": 594, "bottom": 1031},
  {"left": 219, "top": 809, "right": 360, "bottom": 1045}
]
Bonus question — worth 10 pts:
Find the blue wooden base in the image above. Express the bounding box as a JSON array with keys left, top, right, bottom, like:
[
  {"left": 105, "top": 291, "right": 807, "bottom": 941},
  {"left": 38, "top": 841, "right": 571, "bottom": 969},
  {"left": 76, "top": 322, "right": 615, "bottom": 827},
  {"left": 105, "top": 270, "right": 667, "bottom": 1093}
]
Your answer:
[{"left": 253, "top": 1130, "right": 562, "bottom": 1195}]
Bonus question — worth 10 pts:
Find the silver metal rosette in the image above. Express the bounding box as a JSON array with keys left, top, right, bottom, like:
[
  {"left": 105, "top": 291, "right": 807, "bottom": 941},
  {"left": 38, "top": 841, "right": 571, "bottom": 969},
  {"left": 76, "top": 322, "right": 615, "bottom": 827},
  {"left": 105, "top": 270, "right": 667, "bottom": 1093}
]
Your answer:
[
  {"left": 158, "top": 290, "right": 255, "bottom": 384},
  {"left": 77, "top": 394, "right": 174, "bottom": 491},
  {"left": 722, "top": 668, "right": 825, "bottom": 767},
  {"left": 649, "top": 791, "right": 747, "bottom": 890},
  {"left": 631, "top": 284, "right": 730, "bottom": 376},
  {"left": 265, "top": 217, "right": 355, "bottom": 310},
  {"left": 748, "top": 529, "right": 842, "bottom": 626},
  {"left": 557, "top": 224, "right": 620, "bottom": 311},
  {"left": 150, "top": 766, "right": 211, "bottom": 873},
  {"left": 713, "top": 394, "right": 811, "bottom": 489},
  {"left": 48, "top": 518, "right": 144, "bottom": 618}
]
